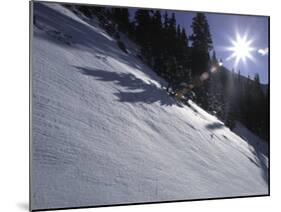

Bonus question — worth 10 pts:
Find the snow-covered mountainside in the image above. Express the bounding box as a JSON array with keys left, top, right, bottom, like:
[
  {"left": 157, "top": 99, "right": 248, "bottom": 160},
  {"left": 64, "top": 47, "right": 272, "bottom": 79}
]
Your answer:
[{"left": 31, "top": 2, "right": 268, "bottom": 210}]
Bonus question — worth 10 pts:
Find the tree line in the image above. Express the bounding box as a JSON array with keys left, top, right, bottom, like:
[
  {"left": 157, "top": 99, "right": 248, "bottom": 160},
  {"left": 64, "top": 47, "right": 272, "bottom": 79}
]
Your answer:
[{"left": 64, "top": 5, "right": 269, "bottom": 142}]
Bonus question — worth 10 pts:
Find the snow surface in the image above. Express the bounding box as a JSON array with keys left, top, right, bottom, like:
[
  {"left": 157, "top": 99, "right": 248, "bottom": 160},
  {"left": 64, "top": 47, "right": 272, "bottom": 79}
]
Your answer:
[{"left": 31, "top": 2, "right": 268, "bottom": 210}]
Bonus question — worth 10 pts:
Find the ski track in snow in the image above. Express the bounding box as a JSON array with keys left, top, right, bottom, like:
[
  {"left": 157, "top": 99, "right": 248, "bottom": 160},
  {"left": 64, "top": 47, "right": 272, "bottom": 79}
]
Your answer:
[{"left": 31, "top": 2, "right": 268, "bottom": 210}]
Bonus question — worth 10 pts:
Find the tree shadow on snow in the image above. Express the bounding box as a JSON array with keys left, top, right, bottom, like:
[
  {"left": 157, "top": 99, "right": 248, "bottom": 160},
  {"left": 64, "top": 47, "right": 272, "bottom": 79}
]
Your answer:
[
  {"left": 245, "top": 138, "right": 269, "bottom": 187},
  {"left": 233, "top": 129, "right": 269, "bottom": 186},
  {"left": 205, "top": 122, "right": 224, "bottom": 130},
  {"left": 75, "top": 66, "right": 178, "bottom": 107},
  {"left": 206, "top": 121, "right": 269, "bottom": 186}
]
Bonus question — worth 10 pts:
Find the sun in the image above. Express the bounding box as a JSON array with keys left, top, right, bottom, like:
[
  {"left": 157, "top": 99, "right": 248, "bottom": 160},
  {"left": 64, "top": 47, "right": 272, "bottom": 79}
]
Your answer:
[
  {"left": 226, "top": 32, "right": 255, "bottom": 69},
  {"left": 231, "top": 38, "right": 252, "bottom": 60}
]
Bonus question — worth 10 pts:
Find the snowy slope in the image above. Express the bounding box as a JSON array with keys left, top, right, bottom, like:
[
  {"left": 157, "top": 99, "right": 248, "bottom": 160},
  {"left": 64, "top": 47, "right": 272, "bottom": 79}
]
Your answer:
[{"left": 31, "top": 2, "right": 268, "bottom": 210}]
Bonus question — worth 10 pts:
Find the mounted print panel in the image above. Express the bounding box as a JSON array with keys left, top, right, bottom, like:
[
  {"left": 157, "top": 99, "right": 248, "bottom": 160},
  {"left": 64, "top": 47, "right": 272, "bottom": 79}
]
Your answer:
[{"left": 30, "top": 1, "right": 269, "bottom": 211}]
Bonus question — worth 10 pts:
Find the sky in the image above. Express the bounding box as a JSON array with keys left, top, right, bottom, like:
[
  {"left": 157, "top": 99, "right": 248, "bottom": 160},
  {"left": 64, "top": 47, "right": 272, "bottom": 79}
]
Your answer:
[
  {"left": 174, "top": 11, "right": 269, "bottom": 84},
  {"left": 129, "top": 9, "right": 269, "bottom": 84}
]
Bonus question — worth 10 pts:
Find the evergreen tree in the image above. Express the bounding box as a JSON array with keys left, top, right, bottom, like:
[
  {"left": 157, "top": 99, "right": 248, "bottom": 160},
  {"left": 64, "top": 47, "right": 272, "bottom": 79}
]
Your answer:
[
  {"left": 111, "top": 8, "right": 130, "bottom": 33},
  {"left": 168, "top": 13, "right": 177, "bottom": 38},
  {"left": 211, "top": 51, "right": 218, "bottom": 65},
  {"left": 163, "top": 11, "right": 169, "bottom": 29},
  {"left": 150, "top": 10, "right": 163, "bottom": 72},
  {"left": 189, "top": 13, "right": 213, "bottom": 108},
  {"left": 77, "top": 5, "right": 94, "bottom": 18},
  {"left": 190, "top": 12, "right": 213, "bottom": 77},
  {"left": 208, "top": 50, "right": 226, "bottom": 118},
  {"left": 180, "top": 28, "right": 190, "bottom": 81},
  {"left": 134, "top": 9, "right": 153, "bottom": 62},
  {"left": 252, "top": 74, "right": 266, "bottom": 135}
]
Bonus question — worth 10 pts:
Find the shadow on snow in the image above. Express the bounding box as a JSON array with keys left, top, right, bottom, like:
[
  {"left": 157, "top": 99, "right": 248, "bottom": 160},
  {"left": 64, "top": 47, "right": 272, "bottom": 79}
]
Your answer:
[
  {"left": 75, "top": 66, "right": 178, "bottom": 107},
  {"left": 35, "top": 2, "right": 268, "bottom": 188},
  {"left": 205, "top": 122, "right": 224, "bottom": 130},
  {"left": 205, "top": 121, "right": 268, "bottom": 186}
]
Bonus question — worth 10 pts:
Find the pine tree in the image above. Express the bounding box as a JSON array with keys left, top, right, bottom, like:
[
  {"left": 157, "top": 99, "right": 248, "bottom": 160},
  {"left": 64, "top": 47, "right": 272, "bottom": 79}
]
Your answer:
[
  {"left": 180, "top": 28, "right": 191, "bottom": 81},
  {"left": 207, "top": 50, "right": 226, "bottom": 118},
  {"left": 134, "top": 9, "right": 153, "bottom": 62},
  {"left": 111, "top": 8, "right": 130, "bottom": 33},
  {"left": 163, "top": 11, "right": 169, "bottom": 29},
  {"left": 252, "top": 74, "right": 266, "bottom": 135},
  {"left": 189, "top": 13, "right": 213, "bottom": 108},
  {"left": 77, "top": 5, "right": 93, "bottom": 18},
  {"left": 211, "top": 51, "right": 218, "bottom": 65},
  {"left": 190, "top": 12, "right": 213, "bottom": 77},
  {"left": 151, "top": 10, "right": 163, "bottom": 72},
  {"left": 168, "top": 13, "right": 177, "bottom": 36}
]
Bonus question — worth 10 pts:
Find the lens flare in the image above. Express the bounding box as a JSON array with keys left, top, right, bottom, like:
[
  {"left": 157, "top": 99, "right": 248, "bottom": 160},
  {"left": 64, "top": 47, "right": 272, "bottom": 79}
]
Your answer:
[{"left": 226, "top": 31, "right": 256, "bottom": 69}]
